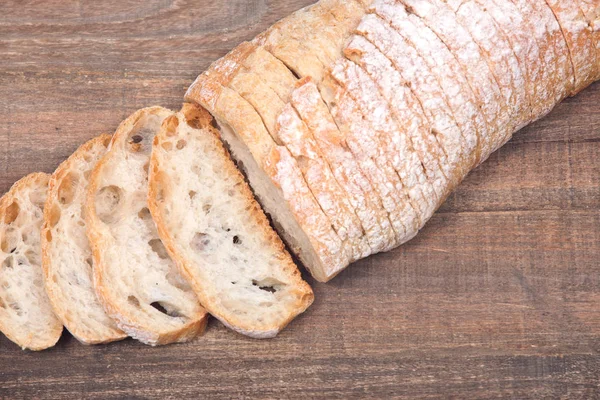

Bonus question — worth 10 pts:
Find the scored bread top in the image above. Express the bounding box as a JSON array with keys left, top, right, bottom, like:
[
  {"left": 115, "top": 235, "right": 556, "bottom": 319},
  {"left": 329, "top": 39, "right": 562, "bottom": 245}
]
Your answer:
[
  {"left": 42, "top": 134, "right": 126, "bottom": 345},
  {"left": 0, "top": 173, "right": 63, "bottom": 350},
  {"left": 148, "top": 103, "right": 314, "bottom": 338},
  {"left": 85, "top": 106, "right": 208, "bottom": 346}
]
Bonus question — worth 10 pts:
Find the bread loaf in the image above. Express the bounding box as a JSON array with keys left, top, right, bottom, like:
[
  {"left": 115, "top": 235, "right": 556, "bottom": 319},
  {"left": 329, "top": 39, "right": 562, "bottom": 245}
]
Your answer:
[
  {"left": 42, "top": 135, "right": 126, "bottom": 345},
  {"left": 148, "top": 103, "right": 313, "bottom": 338},
  {"left": 85, "top": 107, "right": 208, "bottom": 345},
  {"left": 187, "top": 0, "right": 599, "bottom": 282},
  {"left": 0, "top": 173, "right": 63, "bottom": 350}
]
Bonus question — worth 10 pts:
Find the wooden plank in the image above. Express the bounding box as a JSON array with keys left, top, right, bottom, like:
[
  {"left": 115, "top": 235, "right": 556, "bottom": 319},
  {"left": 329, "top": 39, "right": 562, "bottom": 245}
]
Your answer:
[{"left": 0, "top": 0, "right": 599, "bottom": 398}]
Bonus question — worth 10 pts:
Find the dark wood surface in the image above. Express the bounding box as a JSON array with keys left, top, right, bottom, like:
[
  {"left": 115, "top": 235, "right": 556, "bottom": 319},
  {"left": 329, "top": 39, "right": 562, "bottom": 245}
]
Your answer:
[{"left": 1, "top": 1, "right": 599, "bottom": 398}]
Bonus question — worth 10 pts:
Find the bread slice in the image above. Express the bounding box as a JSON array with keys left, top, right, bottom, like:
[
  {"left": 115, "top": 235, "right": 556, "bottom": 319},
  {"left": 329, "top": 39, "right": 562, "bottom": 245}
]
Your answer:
[
  {"left": 41, "top": 134, "right": 126, "bottom": 345},
  {"left": 319, "top": 73, "right": 409, "bottom": 244},
  {"left": 344, "top": 32, "right": 454, "bottom": 198},
  {"left": 290, "top": 78, "right": 396, "bottom": 254},
  {"left": 85, "top": 106, "right": 208, "bottom": 345},
  {"left": 148, "top": 104, "right": 314, "bottom": 338},
  {"left": 0, "top": 173, "right": 63, "bottom": 350}
]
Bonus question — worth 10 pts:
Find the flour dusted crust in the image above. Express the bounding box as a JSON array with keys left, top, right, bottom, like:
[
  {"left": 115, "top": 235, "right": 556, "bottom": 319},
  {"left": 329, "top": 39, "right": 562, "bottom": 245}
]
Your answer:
[
  {"left": 353, "top": 15, "right": 467, "bottom": 188},
  {"left": 291, "top": 79, "right": 395, "bottom": 255},
  {"left": 579, "top": 0, "right": 600, "bottom": 81},
  {"left": 321, "top": 73, "right": 409, "bottom": 246},
  {"left": 506, "top": 0, "right": 570, "bottom": 120},
  {"left": 147, "top": 104, "right": 313, "bottom": 338},
  {"left": 331, "top": 55, "right": 439, "bottom": 237},
  {"left": 0, "top": 173, "right": 63, "bottom": 350},
  {"left": 444, "top": 0, "right": 528, "bottom": 145},
  {"left": 400, "top": 0, "right": 509, "bottom": 158},
  {"left": 545, "top": 0, "right": 597, "bottom": 94},
  {"left": 372, "top": 0, "right": 483, "bottom": 167},
  {"left": 276, "top": 104, "right": 371, "bottom": 260},
  {"left": 531, "top": 0, "right": 575, "bottom": 99},
  {"left": 42, "top": 134, "right": 126, "bottom": 345},
  {"left": 85, "top": 107, "right": 208, "bottom": 345}
]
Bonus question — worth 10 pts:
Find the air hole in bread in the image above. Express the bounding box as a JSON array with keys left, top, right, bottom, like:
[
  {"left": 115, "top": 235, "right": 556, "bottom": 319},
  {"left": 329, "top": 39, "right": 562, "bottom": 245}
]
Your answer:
[
  {"left": 128, "top": 295, "right": 140, "bottom": 307},
  {"left": 0, "top": 298, "right": 5, "bottom": 309},
  {"left": 95, "top": 185, "right": 123, "bottom": 224},
  {"left": 259, "top": 302, "right": 273, "bottom": 308},
  {"left": 143, "top": 162, "right": 150, "bottom": 174},
  {"left": 166, "top": 270, "right": 192, "bottom": 292},
  {"left": 138, "top": 207, "right": 151, "bottom": 220},
  {"left": 1, "top": 256, "right": 14, "bottom": 270},
  {"left": 161, "top": 142, "right": 173, "bottom": 151},
  {"left": 233, "top": 235, "right": 242, "bottom": 245},
  {"left": 21, "top": 232, "right": 28, "bottom": 243},
  {"left": 85, "top": 257, "right": 93, "bottom": 269},
  {"left": 9, "top": 302, "right": 23, "bottom": 316},
  {"left": 1, "top": 227, "right": 18, "bottom": 254},
  {"left": 190, "top": 232, "right": 210, "bottom": 252},
  {"left": 176, "top": 139, "right": 187, "bottom": 150},
  {"left": 47, "top": 203, "right": 61, "bottom": 228},
  {"left": 188, "top": 191, "right": 197, "bottom": 200},
  {"left": 58, "top": 172, "right": 79, "bottom": 205},
  {"left": 45, "top": 229, "right": 53, "bottom": 243},
  {"left": 29, "top": 189, "right": 46, "bottom": 210},
  {"left": 150, "top": 301, "right": 183, "bottom": 318},
  {"left": 51, "top": 274, "right": 58, "bottom": 283},
  {"left": 227, "top": 189, "right": 235, "bottom": 197},
  {"left": 24, "top": 249, "right": 39, "bottom": 266},
  {"left": 202, "top": 203, "right": 211, "bottom": 213},
  {"left": 4, "top": 201, "right": 20, "bottom": 224},
  {"left": 148, "top": 238, "right": 169, "bottom": 260},
  {"left": 251, "top": 279, "right": 277, "bottom": 293},
  {"left": 164, "top": 115, "right": 179, "bottom": 137}
]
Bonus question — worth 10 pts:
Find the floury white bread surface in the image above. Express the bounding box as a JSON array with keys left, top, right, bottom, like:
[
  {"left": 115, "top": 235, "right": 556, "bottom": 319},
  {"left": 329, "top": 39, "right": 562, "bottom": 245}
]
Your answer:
[
  {"left": 0, "top": 173, "right": 63, "bottom": 350},
  {"left": 148, "top": 103, "right": 313, "bottom": 338},
  {"left": 85, "top": 106, "right": 208, "bottom": 346}
]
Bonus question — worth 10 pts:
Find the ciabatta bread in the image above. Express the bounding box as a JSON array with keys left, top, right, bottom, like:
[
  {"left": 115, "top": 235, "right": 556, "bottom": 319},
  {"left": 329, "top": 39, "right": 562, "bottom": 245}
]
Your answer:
[
  {"left": 85, "top": 107, "right": 208, "bottom": 345},
  {"left": 42, "top": 134, "right": 126, "bottom": 345},
  {"left": 0, "top": 173, "right": 63, "bottom": 350},
  {"left": 148, "top": 103, "right": 314, "bottom": 338}
]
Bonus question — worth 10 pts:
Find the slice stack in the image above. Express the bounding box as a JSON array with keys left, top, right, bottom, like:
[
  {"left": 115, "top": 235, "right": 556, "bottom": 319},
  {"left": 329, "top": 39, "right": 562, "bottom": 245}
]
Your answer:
[{"left": 186, "top": 0, "right": 600, "bottom": 282}]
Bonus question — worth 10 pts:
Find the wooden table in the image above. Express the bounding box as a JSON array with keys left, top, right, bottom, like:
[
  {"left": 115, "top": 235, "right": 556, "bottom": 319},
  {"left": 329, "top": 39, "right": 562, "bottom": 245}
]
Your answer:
[{"left": 1, "top": 1, "right": 599, "bottom": 398}]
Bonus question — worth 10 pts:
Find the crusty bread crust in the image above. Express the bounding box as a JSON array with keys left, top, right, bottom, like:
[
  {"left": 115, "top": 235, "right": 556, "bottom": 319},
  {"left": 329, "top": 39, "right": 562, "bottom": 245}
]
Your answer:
[
  {"left": 85, "top": 106, "right": 208, "bottom": 345},
  {"left": 544, "top": 0, "right": 597, "bottom": 94},
  {"left": 41, "top": 134, "right": 126, "bottom": 345},
  {"left": 0, "top": 173, "right": 63, "bottom": 350},
  {"left": 148, "top": 103, "right": 314, "bottom": 338}
]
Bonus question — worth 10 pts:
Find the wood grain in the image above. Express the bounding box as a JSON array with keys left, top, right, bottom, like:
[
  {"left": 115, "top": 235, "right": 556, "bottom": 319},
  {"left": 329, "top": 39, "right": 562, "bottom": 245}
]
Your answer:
[{"left": 1, "top": 1, "right": 599, "bottom": 398}]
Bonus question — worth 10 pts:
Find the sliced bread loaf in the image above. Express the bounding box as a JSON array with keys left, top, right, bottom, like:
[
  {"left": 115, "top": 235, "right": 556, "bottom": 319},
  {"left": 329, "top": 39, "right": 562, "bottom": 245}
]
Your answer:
[
  {"left": 85, "top": 106, "right": 208, "bottom": 345},
  {"left": 148, "top": 103, "right": 314, "bottom": 338},
  {"left": 42, "top": 134, "right": 126, "bottom": 345},
  {"left": 0, "top": 173, "right": 63, "bottom": 350}
]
